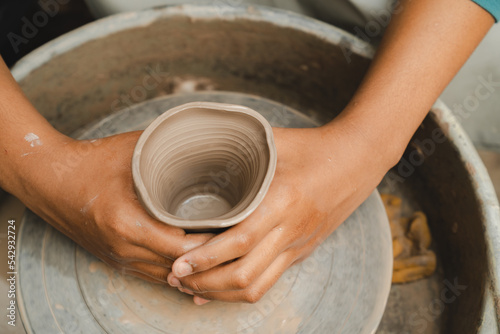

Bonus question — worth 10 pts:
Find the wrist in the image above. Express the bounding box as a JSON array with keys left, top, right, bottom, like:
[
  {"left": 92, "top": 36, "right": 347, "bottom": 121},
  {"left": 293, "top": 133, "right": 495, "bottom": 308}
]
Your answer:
[
  {"left": 0, "top": 124, "right": 72, "bottom": 199},
  {"left": 321, "top": 108, "right": 407, "bottom": 173}
]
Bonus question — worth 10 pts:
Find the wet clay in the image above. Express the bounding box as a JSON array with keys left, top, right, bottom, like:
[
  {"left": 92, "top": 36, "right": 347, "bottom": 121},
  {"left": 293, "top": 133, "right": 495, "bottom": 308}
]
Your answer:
[{"left": 132, "top": 102, "right": 277, "bottom": 230}]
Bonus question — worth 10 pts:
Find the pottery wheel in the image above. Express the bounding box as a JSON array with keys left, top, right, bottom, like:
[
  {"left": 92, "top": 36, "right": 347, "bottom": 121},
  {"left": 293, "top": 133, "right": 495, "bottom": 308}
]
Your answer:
[{"left": 17, "top": 92, "right": 392, "bottom": 334}]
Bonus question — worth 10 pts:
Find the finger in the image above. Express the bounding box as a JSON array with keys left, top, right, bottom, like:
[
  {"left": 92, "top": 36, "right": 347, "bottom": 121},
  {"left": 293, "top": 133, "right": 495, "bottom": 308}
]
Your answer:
[
  {"left": 193, "top": 296, "right": 211, "bottom": 306},
  {"left": 122, "top": 268, "right": 170, "bottom": 285},
  {"left": 178, "top": 287, "right": 194, "bottom": 296},
  {"left": 170, "top": 226, "right": 290, "bottom": 292},
  {"left": 130, "top": 206, "right": 215, "bottom": 260},
  {"left": 108, "top": 244, "right": 173, "bottom": 268},
  {"left": 99, "top": 257, "right": 171, "bottom": 284},
  {"left": 171, "top": 206, "right": 279, "bottom": 277},
  {"left": 190, "top": 251, "right": 295, "bottom": 303},
  {"left": 126, "top": 261, "right": 172, "bottom": 283}
]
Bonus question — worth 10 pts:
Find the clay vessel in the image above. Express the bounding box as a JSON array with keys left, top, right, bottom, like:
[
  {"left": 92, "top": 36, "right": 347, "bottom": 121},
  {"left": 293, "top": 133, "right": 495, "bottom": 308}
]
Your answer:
[{"left": 132, "top": 102, "right": 277, "bottom": 230}]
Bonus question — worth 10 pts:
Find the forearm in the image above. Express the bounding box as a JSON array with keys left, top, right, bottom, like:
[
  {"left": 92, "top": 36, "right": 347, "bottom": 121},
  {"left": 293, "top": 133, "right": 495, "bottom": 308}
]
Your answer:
[
  {"left": 0, "top": 57, "right": 68, "bottom": 196},
  {"left": 328, "top": 0, "right": 494, "bottom": 165}
]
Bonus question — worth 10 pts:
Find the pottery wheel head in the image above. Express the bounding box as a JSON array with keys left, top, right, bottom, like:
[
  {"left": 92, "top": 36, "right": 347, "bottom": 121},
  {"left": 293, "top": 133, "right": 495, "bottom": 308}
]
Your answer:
[{"left": 17, "top": 92, "right": 392, "bottom": 334}]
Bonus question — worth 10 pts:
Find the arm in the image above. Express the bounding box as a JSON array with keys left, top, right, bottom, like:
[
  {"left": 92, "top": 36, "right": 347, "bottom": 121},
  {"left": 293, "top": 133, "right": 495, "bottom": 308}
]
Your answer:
[
  {"left": 168, "top": 0, "right": 494, "bottom": 304},
  {"left": 337, "top": 0, "right": 495, "bottom": 155},
  {"left": 0, "top": 57, "right": 212, "bottom": 283}
]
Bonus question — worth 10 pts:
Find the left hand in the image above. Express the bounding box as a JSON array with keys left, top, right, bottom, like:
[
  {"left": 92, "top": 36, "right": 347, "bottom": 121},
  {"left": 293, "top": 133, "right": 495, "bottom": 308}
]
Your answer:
[{"left": 167, "top": 119, "right": 394, "bottom": 304}]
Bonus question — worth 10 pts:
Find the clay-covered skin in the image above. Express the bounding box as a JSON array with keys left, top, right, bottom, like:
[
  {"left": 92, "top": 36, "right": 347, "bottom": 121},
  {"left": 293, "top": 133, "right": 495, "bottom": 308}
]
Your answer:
[{"left": 381, "top": 194, "right": 437, "bottom": 284}]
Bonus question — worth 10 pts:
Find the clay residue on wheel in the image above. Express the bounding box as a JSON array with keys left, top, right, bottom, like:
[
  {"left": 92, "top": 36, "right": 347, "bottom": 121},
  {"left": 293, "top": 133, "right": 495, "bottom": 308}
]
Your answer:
[{"left": 87, "top": 258, "right": 300, "bottom": 333}]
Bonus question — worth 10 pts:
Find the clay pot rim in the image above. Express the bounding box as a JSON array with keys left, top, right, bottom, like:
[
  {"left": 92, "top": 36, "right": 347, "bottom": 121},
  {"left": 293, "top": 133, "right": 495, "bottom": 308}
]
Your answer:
[{"left": 132, "top": 101, "right": 277, "bottom": 229}]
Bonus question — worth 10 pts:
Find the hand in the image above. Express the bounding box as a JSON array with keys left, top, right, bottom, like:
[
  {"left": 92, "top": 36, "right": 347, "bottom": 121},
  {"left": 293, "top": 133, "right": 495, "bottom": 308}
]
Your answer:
[
  {"left": 167, "top": 120, "right": 394, "bottom": 304},
  {"left": 15, "top": 131, "right": 213, "bottom": 283}
]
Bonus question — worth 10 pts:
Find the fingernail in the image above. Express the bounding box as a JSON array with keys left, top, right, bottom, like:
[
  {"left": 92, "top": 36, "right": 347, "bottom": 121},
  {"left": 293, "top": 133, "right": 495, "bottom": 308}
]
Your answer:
[
  {"left": 194, "top": 296, "right": 211, "bottom": 306},
  {"left": 168, "top": 275, "right": 181, "bottom": 288},
  {"left": 179, "top": 287, "right": 193, "bottom": 295},
  {"left": 175, "top": 261, "right": 193, "bottom": 277}
]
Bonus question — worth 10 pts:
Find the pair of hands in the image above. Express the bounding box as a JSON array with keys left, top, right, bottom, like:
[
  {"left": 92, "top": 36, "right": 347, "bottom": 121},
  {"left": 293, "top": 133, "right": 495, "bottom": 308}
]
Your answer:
[
  {"left": 3, "top": 0, "right": 493, "bottom": 306},
  {"left": 20, "top": 120, "right": 389, "bottom": 304}
]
